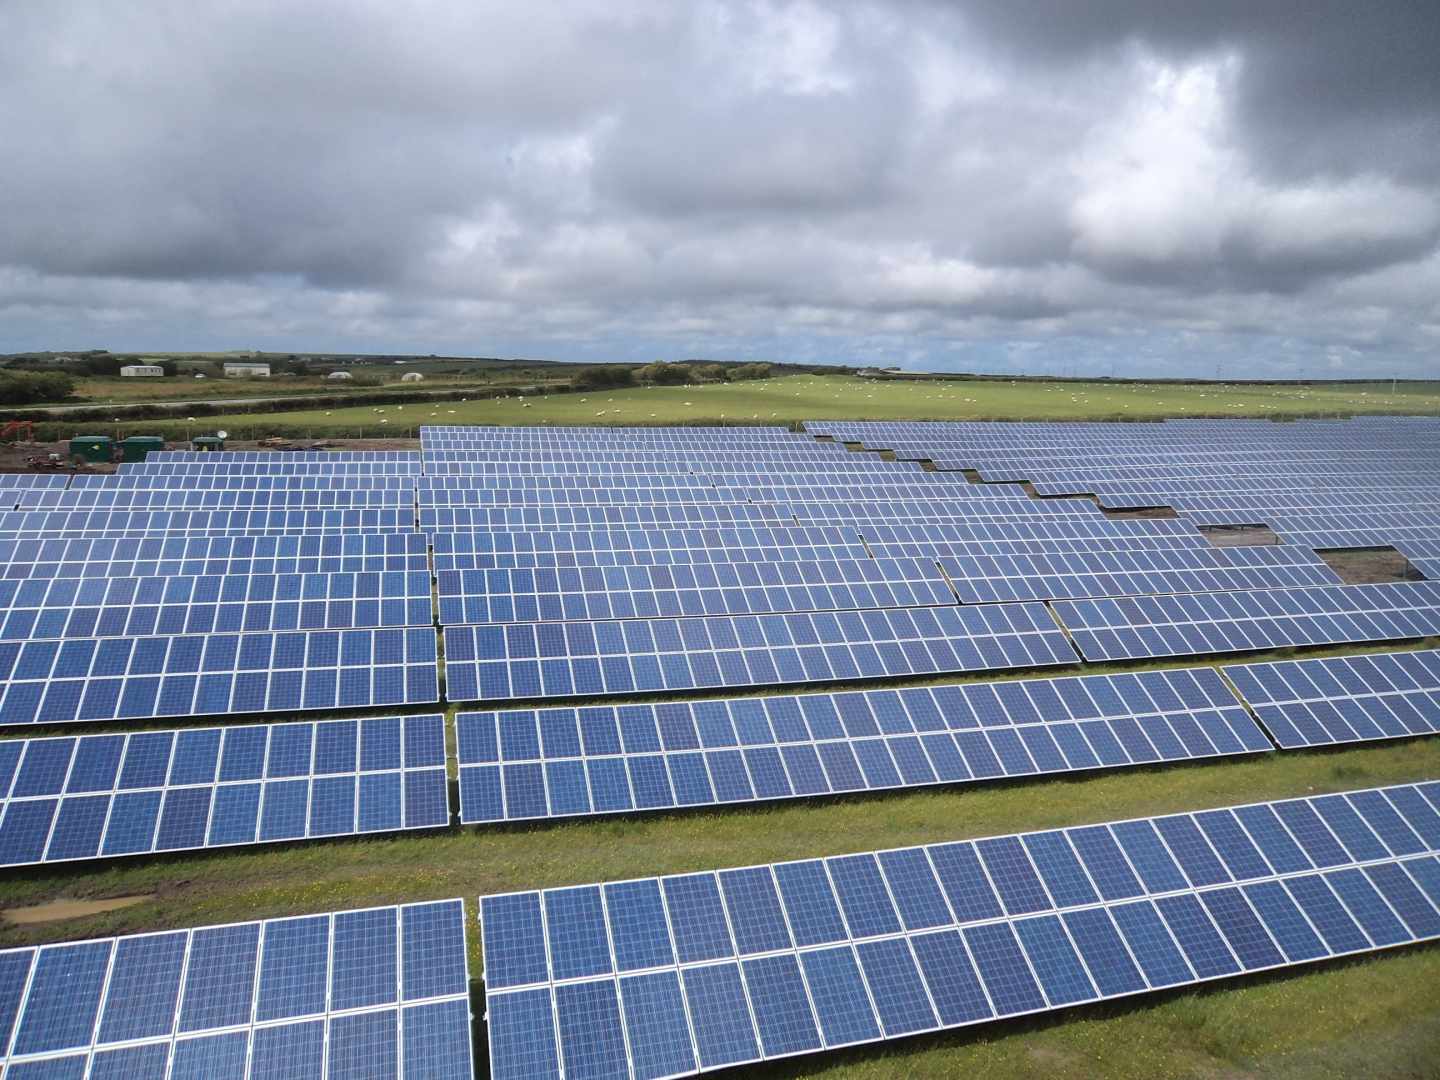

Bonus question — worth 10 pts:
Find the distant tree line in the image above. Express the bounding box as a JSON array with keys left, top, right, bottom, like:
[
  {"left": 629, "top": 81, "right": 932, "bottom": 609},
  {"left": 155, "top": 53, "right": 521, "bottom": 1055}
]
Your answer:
[
  {"left": 0, "top": 371, "right": 77, "bottom": 405},
  {"left": 570, "top": 361, "right": 771, "bottom": 391}
]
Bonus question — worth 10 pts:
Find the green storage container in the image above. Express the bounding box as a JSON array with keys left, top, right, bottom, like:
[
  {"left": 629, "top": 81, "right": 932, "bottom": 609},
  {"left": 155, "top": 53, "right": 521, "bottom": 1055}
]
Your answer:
[
  {"left": 70, "top": 435, "right": 114, "bottom": 463},
  {"left": 120, "top": 435, "right": 166, "bottom": 462},
  {"left": 191, "top": 435, "right": 226, "bottom": 452}
]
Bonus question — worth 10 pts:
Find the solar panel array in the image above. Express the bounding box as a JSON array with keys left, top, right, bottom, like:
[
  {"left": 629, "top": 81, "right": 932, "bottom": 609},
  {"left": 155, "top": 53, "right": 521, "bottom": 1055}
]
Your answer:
[
  {"left": 481, "top": 782, "right": 1440, "bottom": 1080},
  {"left": 0, "top": 899, "right": 472, "bottom": 1078},
  {"left": 0, "top": 714, "right": 449, "bottom": 867},
  {"left": 805, "top": 417, "right": 1440, "bottom": 553},
  {"left": 455, "top": 667, "right": 1270, "bottom": 823},
  {"left": 2, "top": 417, "right": 1435, "bottom": 1076}
]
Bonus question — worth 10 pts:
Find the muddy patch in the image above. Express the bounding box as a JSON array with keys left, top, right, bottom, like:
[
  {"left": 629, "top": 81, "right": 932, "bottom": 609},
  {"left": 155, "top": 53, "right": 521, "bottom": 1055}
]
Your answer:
[
  {"left": 4, "top": 895, "right": 151, "bottom": 924},
  {"left": 1316, "top": 546, "right": 1416, "bottom": 585},
  {"left": 1103, "top": 505, "right": 1180, "bottom": 519},
  {"left": 1200, "top": 524, "right": 1281, "bottom": 546}
]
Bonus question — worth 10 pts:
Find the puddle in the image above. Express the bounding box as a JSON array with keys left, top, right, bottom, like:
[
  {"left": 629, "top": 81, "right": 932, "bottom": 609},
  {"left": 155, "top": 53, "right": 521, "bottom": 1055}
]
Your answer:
[{"left": 4, "top": 895, "right": 151, "bottom": 924}]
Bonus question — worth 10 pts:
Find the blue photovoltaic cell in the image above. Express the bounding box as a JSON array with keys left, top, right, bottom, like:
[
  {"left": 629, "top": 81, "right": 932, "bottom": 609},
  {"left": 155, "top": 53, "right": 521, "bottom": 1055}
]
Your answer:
[
  {"left": 0, "top": 900, "right": 471, "bottom": 1078},
  {"left": 0, "top": 715, "right": 448, "bottom": 867},
  {"left": 483, "top": 781, "right": 1440, "bottom": 1080},
  {"left": 455, "top": 666, "right": 1269, "bottom": 823}
]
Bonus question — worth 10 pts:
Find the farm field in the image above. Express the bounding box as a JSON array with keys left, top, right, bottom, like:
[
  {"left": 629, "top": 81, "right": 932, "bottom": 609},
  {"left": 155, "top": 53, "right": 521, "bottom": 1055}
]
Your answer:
[
  {"left": 94, "top": 374, "right": 1440, "bottom": 440},
  {"left": 0, "top": 407, "right": 1437, "bottom": 1079},
  {"left": 53, "top": 368, "right": 567, "bottom": 405}
]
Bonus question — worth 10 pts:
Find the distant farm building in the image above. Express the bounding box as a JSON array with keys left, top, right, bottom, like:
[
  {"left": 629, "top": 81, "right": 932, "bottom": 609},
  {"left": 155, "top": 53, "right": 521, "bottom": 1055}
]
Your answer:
[
  {"left": 224, "top": 362, "right": 271, "bottom": 378},
  {"left": 119, "top": 364, "right": 164, "bottom": 377},
  {"left": 326, "top": 370, "right": 354, "bottom": 380},
  {"left": 401, "top": 371, "right": 425, "bottom": 382}
]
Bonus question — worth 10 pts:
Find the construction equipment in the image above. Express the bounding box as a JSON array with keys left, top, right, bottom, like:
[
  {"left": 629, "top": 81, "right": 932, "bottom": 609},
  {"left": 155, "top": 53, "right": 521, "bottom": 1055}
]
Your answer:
[{"left": 0, "top": 420, "right": 35, "bottom": 443}]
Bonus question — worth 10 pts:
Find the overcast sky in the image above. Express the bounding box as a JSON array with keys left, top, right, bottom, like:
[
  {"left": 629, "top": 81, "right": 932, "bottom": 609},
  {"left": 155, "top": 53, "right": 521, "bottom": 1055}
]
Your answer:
[{"left": 3, "top": 2, "right": 1438, "bottom": 377}]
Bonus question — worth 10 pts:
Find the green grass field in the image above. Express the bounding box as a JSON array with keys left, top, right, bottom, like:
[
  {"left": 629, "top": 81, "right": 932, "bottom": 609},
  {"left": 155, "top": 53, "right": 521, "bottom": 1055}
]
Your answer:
[
  {"left": 97, "top": 373, "right": 1440, "bottom": 439},
  {"left": 5, "top": 380, "right": 1440, "bottom": 1077}
]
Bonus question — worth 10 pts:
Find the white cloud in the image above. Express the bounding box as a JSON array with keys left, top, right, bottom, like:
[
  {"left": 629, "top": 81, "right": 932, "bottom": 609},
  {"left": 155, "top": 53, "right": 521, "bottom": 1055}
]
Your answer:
[
  {"left": 1070, "top": 54, "right": 1439, "bottom": 279},
  {"left": 0, "top": 1, "right": 1436, "bottom": 375}
]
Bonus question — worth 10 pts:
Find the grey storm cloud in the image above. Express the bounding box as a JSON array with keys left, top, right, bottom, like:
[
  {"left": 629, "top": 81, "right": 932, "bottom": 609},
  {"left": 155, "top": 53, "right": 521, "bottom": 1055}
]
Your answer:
[{"left": 0, "top": 0, "right": 1437, "bottom": 376}]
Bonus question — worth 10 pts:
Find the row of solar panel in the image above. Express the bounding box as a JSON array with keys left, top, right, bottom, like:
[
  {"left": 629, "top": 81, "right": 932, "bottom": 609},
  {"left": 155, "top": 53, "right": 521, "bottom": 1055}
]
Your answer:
[
  {"left": 151, "top": 449, "right": 423, "bottom": 460},
  {"left": 0, "top": 570, "right": 434, "bottom": 640},
  {"left": 416, "top": 464, "right": 929, "bottom": 483},
  {"left": 73, "top": 472, "right": 423, "bottom": 489},
  {"left": 0, "top": 532, "right": 428, "bottom": 565},
  {"left": 20, "top": 490, "right": 413, "bottom": 508},
  {"left": 1223, "top": 649, "right": 1440, "bottom": 749},
  {"left": 0, "top": 628, "right": 439, "bottom": 725},
  {"left": 938, "top": 554, "right": 1340, "bottom": 603},
  {"left": 481, "top": 782, "right": 1440, "bottom": 1080},
  {"left": 443, "top": 606, "right": 1075, "bottom": 702},
  {"left": 434, "top": 530, "right": 871, "bottom": 569},
  {"left": 1054, "top": 582, "right": 1440, "bottom": 662},
  {"left": 941, "top": 546, "right": 1337, "bottom": 577},
  {"left": 0, "top": 649, "right": 1432, "bottom": 860},
  {"left": 0, "top": 597, "right": 433, "bottom": 641},
  {"left": 437, "top": 560, "right": 957, "bottom": 625},
  {"left": 0, "top": 536, "right": 1276, "bottom": 586},
  {"left": 0, "top": 899, "right": 472, "bottom": 1076},
  {"left": 0, "top": 509, "right": 416, "bottom": 535},
  {"left": 129, "top": 461, "right": 423, "bottom": 474},
  {"left": 0, "top": 551, "right": 430, "bottom": 580},
  {"left": 454, "top": 667, "right": 1269, "bottom": 823},
  {"left": 0, "top": 738, "right": 449, "bottom": 868},
  {"left": 0, "top": 569, "right": 432, "bottom": 606},
  {"left": 421, "top": 506, "right": 1113, "bottom": 534},
  {"left": 427, "top": 518, "right": 1211, "bottom": 560}
]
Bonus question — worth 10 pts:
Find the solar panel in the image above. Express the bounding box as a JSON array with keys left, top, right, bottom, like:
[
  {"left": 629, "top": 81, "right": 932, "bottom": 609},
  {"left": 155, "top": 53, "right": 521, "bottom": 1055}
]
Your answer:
[
  {"left": 436, "top": 558, "right": 957, "bottom": 624},
  {"left": 23, "top": 488, "right": 411, "bottom": 509},
  {"left": 1053, "top": 582, "right": 1440, "bottom": 662},
  {"left": 454, "top": 666, "right": 1270, "bottom": 823},
  {"left": 936, "top": 547, "right": 1341, "bottom": 603},
  {"left": 0, "top": 508, "right": 416, "bottom": 537},
  {"left": 482, "top": 782, "right": 1440, "bottom": 1080},
  {"left": 1223, "top": 649, "right": 1440, "bottom": 749},
  {"left": 444, "top": 606, "right": 1076, "bottom": 703},
  {"left": 0, "top": 627, "right": 439, "bottom": 725},
  {"left": 863, "top": 519, "right": 1209, "bottom": 542},
  {"left": 0, "top": 570, "right": 434, "bottom": 640},
  {"left": 73, "top": 471, "right": 419, "bottom": 490},
  {"left": 0, "top": 898, "right": 471, "bottom": 1077},
  {"left": 0, "top": 533, "right": 430, "bottom": 579},
  {"left": 430, "top": 526, "right": 870, "bottom": 570},
  {"left": 785, "top": 499, "right": 1103, "bottom": 524},
  {"left": 0, "top": 714, "right": 449, "bottom": 866}
]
